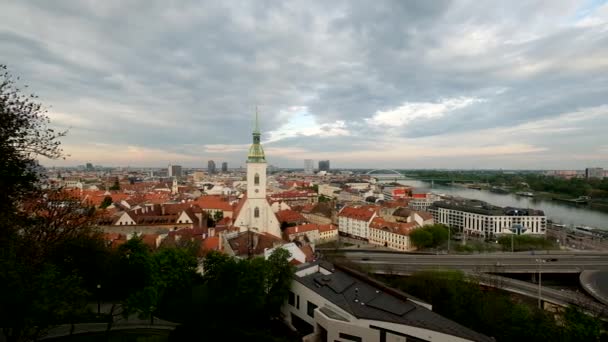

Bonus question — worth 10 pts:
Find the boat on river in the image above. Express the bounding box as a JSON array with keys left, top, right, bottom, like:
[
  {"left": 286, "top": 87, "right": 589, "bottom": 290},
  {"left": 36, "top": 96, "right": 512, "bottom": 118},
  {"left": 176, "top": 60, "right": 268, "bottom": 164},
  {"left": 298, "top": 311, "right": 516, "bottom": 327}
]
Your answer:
[
  {"left": 552, "top": 196, "right": 590, "bottom": 205},
  {"left": 515, "top": 191, "right": 534, "bottom": 197}
]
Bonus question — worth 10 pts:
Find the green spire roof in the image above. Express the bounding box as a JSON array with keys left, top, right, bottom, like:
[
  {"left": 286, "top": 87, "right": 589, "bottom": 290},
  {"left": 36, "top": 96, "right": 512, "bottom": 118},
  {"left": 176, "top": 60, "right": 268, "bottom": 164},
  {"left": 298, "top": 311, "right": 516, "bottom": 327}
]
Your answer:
[{"left": 248, "top": 107, "right": 265, "bottom": 163}]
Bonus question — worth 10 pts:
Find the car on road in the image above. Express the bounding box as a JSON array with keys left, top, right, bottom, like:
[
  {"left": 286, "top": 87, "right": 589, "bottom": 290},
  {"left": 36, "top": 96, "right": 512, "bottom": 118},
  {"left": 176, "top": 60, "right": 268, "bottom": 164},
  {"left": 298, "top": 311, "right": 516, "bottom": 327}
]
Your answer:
[{"left": 361, "top": 257, "right": 371, "bottom": 261}]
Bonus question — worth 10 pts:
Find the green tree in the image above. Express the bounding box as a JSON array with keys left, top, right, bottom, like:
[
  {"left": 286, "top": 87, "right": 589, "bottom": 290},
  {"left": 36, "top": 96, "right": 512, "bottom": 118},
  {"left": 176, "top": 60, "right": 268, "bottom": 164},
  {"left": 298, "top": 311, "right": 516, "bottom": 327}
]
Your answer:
[
  {"left": 213, "top": 210, "right": 224, "bottom": 222},
  {"left": 100, "top": 195, "right": 113, "bottom": 209},
  {"left": 0, "top": 64, "right": 66, "bottom": 223},
  {"left": 410, "top": 229, "right": 434, "bottom": 249},
  {"left": 109, "top": 177, "right": 120, "bottom": 191}
]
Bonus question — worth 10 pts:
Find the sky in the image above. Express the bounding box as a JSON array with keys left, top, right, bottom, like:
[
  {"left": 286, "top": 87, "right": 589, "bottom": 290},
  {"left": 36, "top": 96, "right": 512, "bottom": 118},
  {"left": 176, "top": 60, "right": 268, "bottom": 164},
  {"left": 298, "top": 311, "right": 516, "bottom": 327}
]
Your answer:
[{"left": 1, "top": 0, "right": 608, "bottom": 170}]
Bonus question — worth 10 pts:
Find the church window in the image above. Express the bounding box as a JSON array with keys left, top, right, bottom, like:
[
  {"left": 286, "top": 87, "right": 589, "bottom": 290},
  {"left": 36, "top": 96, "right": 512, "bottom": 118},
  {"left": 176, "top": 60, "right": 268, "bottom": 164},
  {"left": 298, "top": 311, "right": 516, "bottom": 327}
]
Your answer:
[
  {"left": 254, "top": 207, "right": 260, "bottom": 218},
  {"left": 254, "top": 173, "right": 260, "bottom": 185}
]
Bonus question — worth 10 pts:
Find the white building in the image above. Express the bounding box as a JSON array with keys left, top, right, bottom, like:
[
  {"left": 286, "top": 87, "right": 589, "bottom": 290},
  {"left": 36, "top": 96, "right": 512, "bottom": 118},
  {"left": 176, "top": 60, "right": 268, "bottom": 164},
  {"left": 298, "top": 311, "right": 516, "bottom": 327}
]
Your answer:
[
  {"left": 337, "top": 206, "right": 377, "bottom": 240},
  {"left": 232, "top": 112, "right": 282, "bottom": 238},
  {"left": 283, "top": 262, "right": 492, "bottom": 342},
  {"left": 368, "top": 217, "right": 417, "bottom": 251},
  {"left": 429, "top": 198, "right": 546, "bottom": 238},
  {"left": 304, "top": 159, "right": 314, "bottom": 174}
]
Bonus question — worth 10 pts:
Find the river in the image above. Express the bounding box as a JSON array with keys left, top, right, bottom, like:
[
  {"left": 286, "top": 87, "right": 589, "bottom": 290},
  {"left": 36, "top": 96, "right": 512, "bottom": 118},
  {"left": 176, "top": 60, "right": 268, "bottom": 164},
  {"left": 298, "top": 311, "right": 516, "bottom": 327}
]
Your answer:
[{"left": 394, "top": 180, "right": 608, "bottom": 230}]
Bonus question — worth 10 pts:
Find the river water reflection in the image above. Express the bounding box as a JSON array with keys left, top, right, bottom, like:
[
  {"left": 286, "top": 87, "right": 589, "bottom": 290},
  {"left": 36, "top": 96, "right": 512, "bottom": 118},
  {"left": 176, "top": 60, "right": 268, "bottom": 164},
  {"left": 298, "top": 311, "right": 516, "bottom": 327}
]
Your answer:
[{"left": 395, "top": 180, "right": 608, "bottom": 230}]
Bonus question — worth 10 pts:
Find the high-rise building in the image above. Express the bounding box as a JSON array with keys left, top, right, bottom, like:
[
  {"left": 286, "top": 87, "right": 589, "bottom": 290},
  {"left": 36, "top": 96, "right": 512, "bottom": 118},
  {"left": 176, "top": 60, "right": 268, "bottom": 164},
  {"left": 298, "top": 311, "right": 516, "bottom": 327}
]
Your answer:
[
  {"left": 586, "top": 167, "right": 604, "bottom": 179},
  {"left": 168, "top": 164, "right": 182, "bottom": 178},
  {"left": 85, "top": 162, "right": 94, "bottom": 171},
  {"left": 221, "top": 162, "right": 228, "bottom": 173},
  {"left": 304, "top": 159, "right": 314, "bottom": 174},
  {"left": 319, "top": 160, "right": 330, "bottom": 172},
  {"left": 208, "top": 160, "right": 216, "bottom": 174}
]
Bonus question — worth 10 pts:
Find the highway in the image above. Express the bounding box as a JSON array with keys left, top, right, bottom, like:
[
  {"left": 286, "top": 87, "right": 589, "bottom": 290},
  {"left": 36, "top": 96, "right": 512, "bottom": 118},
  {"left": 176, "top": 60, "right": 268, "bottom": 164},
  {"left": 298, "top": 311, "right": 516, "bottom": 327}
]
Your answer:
[
  {"left": 321, "top": 250, "right": 608, "bottom": 313},
  {"left": 323, "top": 250, "right": 608, "bottom": 273}
]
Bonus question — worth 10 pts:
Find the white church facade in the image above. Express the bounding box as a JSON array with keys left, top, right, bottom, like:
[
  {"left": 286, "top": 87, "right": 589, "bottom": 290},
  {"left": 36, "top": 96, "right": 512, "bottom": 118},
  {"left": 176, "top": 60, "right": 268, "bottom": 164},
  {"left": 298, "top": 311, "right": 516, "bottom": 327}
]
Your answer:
[{"left": 232, "top": 112, "right": 282, "bottom": 238}]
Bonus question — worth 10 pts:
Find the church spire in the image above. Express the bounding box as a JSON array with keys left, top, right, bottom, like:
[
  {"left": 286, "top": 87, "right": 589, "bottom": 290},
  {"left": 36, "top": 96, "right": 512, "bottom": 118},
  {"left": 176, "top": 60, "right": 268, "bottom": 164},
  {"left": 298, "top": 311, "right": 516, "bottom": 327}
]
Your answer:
[
  {"left": 248, "top": 107, "right": 266, "bottom": 163},
  {"left": 254, "top": 106, "right": 260, "bottom": 134}
]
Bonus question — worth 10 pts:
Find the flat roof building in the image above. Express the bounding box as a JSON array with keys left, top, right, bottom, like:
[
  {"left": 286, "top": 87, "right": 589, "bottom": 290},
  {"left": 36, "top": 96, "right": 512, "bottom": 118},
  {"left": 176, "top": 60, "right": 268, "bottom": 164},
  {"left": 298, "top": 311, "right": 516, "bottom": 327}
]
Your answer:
[
  {"left": 429, "top": 198, "right": 546, "bottom": 238},
  {"left": 283, "top": 262, "right": 492, "bottom": 342}
]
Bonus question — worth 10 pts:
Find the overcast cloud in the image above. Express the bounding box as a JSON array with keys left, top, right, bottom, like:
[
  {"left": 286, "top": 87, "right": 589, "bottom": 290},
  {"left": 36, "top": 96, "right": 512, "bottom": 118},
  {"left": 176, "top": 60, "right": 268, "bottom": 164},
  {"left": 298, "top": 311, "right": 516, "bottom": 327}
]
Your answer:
[{"left": 1, "top": 0, "right": 607, "bottom": 169}]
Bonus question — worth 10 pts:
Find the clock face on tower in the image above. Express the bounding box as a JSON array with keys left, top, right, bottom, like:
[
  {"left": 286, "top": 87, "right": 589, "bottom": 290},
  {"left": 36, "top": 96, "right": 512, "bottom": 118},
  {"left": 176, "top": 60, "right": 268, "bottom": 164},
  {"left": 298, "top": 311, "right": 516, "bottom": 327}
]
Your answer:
[{"left": 255, "top": 189, "right": 259, "bottom": 193}]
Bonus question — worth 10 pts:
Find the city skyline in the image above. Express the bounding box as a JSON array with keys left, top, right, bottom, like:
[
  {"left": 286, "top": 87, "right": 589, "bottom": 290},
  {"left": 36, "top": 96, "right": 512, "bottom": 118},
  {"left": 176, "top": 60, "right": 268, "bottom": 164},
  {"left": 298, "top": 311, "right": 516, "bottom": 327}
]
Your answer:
[{"left": 2, "top": 1, "right": 608, "bottom": 169}]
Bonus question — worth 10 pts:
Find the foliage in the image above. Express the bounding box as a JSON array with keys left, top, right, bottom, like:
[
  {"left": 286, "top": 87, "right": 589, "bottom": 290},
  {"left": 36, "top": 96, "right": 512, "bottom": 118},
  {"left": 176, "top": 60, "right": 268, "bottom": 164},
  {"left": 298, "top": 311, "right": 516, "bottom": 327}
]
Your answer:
[
  {"left": 382, "top": 270, "right": 606, "bottom": 341},
  {"left": 213, "top": 210, "right": 223, "bottom": 222},
  {"left": 0, "top": 64, "right": 66, "bottom": 220},
  {"left": 407, "top": 170, "right": 608, "bottom": 199},
  {"left": 120, "top": 238, "right": 201, "bottom": 323},
  {"left": 109, "top": 177, "right": 120, "bottom": 191},
  {"left": 161, "top": 249, "right": 295, "bottom": 340},
  {"left": 497, "top": 235, "right": 559, "bottom": 252},
  {"left": 410, "top": 224, "right": 449, "bottom": 249},
  {"left": 318, "top": 195, "right": 332, "bottom": 202},
  {"left": 1, "top": 256, "right": 89, "bottom": 342},
  {"left": 100, "top": 196, "right": 113, "bottom": 209}
]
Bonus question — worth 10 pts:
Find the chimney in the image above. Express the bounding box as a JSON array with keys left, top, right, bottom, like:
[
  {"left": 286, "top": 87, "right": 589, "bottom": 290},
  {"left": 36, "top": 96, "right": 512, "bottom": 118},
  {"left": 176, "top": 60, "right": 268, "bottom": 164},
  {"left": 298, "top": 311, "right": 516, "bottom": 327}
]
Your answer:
[
  {"left": 295, "top": 227, "right": 298, "bottom": 233},
  {"left": 209, "top": 227, "right": 215, "bottom": 237},
  {"left": 195, "top": 213, "right": 203, "bottom": 228}
]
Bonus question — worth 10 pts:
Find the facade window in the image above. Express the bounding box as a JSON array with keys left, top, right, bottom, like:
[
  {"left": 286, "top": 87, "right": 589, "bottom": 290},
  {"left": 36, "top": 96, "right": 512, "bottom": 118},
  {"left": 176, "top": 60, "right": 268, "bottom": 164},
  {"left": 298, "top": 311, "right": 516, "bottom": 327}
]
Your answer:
[
  {"left": 307, "top": 301, "right": 318, "bottom": 318},
  {"left": 254, "top": 173, "right": 260, "bottom": 185},
  {"left": 288, "top": 291, "right": 295, "bottom": 306},
  {"left": 254, "top": 207, "right": 260, "bottom": 218},
  {"left": 296, "top": 295, "right": 300, "bottom": 309}
]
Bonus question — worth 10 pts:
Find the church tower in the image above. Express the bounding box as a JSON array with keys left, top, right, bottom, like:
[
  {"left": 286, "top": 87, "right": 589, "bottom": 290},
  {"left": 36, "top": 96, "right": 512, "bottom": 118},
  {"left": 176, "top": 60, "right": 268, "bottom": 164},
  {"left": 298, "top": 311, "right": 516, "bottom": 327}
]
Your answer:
[{"left": 246, "top": 109, "right": 268, "bottom": 231}]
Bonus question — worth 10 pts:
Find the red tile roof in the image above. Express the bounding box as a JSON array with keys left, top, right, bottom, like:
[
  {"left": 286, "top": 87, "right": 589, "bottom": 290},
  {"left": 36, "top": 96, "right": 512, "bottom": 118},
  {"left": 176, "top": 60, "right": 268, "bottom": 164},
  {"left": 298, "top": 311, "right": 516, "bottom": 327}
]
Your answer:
[
  {"left": 299, "top": 244, "right": 315, "bottom": 262},
  {"left": 338, "top": 206, "right": 377, "bottom": 221},
  {"left": 284, "top": 223, "right": 321, "bottom": 236},
  {"left": 370, "top": 217, "right": 416, "bottom": 235},
  {"left": 276, "top": 210, "right": 307, "bottom": 225},
  {"left": 202, "top": 236, "right": 220, "bottom": 252},
  {"left": 193, "top": 195, "right": 233, "bottom": 212},
  {"left": 318, "top": 224, "right": 337, "bottom": 233}
]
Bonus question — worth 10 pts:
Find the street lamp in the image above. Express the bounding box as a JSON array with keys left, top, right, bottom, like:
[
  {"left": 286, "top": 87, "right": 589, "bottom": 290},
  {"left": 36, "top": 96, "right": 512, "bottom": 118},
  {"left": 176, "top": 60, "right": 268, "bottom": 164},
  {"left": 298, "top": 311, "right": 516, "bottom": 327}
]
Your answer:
[
  {"left": 509, "top": 224, "right": 527, "bottom": 253},
  {"left": 96, "top": 284, "right": 101, "bottom": 314},
  {"left": 447, "top": 226, "right": 451, "bottom": 254},
  {"left": 536, "top": 259, "right": 545, "bottom": 310}
]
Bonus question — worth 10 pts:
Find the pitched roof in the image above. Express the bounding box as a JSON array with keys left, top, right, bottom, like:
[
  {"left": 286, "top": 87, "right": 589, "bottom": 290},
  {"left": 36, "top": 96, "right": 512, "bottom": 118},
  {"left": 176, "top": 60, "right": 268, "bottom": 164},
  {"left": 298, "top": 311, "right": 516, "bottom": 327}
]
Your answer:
[
  {"left": 318, "top": 224, "right": 337, "bottom": 233},
  {"left": 338, "top": 206, "right": 377, "bottom": 221},
  {"left": 193, "top": 195, "right": 233, "bottom": 212},
  {"left": 276, "top": 210, "right": 307, "bottom": 225},
  {"left": 370, "top": 217, "right": 416, "bottom": 236},
  {"left": 417, "top": 211, "right": 434, "bottom": 220},
  {"left": 227, "top": 231, "right": 284, "bottom": 257},
  {"left": 284, "top": 223, "right": 321, "bottom": 236}
]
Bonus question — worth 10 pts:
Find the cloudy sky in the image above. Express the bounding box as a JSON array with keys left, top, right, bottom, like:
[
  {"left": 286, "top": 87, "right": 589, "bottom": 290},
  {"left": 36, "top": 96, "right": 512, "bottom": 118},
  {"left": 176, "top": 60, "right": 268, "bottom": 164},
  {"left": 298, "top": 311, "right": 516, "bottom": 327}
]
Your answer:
[{"left": 2, "top": 1, "right": 608, "bottom": 169}]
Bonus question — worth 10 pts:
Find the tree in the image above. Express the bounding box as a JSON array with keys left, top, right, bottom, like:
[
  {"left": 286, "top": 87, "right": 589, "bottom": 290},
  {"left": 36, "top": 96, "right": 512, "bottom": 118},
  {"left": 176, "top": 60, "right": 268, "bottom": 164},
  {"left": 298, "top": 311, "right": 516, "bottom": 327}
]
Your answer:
[
  {"left": 0, "top": 64, "right": 66, "bottom": 236},
  {"left": 109, "top": 177, "right": 120, "bottom": 191},
  {"left": 410, "top": 229, "right": 434, "bottom": 249},
  {"left": 409, "top": 225, "right": 449, "bottom": 249},
  {"left": 213, "top": 210, "right": 223, "bottom": 222},
  {"left": 100, "top": 196, "right": 113, "bottom": 209}
]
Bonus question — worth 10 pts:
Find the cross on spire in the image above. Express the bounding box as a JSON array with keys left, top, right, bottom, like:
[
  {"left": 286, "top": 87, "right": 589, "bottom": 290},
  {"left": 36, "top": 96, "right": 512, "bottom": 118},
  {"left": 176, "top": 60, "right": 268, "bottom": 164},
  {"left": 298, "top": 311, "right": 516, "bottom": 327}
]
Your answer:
[{"left": 254, "top": 105, "right": 260, "bottom": 133}]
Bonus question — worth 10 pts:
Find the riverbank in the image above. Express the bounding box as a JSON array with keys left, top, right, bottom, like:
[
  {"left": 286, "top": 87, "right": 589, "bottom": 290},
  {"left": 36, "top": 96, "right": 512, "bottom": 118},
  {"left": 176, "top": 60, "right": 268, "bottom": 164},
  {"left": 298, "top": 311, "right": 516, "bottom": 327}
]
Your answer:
[
  {"left": 424, "top": 180, "right": 608, "bottom": 215},
  {"left": 399, "top": 179, "right": 608, "bottom": 230}
]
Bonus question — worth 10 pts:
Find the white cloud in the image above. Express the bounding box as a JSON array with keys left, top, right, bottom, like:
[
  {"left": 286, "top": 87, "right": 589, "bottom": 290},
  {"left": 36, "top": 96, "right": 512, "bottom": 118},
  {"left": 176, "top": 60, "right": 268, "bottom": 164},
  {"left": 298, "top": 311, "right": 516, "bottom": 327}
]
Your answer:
[
  {"left": 365, "top": 97, "right": 483, "bottom": 127},
  {"left": 267, "top": 107, "right": 350, "bottom": 142}
]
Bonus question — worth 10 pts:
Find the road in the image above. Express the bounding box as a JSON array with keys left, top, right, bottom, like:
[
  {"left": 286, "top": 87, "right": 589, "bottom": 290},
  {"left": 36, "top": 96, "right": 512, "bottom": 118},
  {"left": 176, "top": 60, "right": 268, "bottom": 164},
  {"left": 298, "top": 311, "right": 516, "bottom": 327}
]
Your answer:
[
  {"left": 323, "top": 250, "right": 608, "bottom": 273},
  {"left": 321, "top": 250, "right": 608, "bottom": 312}
]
